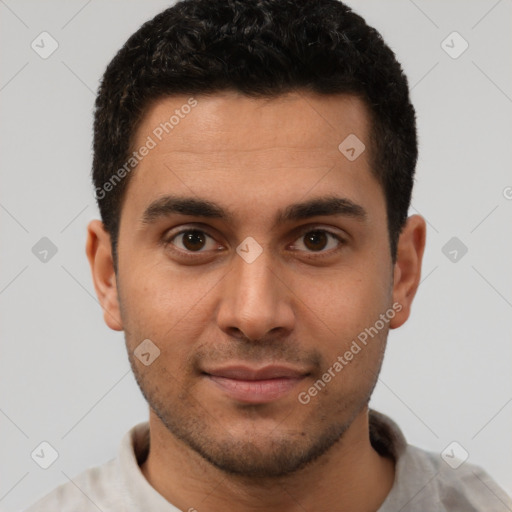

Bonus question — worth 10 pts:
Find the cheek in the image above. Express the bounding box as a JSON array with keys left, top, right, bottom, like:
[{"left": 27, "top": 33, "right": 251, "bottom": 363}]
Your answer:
[
  {"left": 118, "top": 266, "right": 215, "bottom": 365},
  {"left": 294, "top": 265, "right": 391, "bottom": 339},
  {"left": 122, "top": 261, "right": 219, "bottom": 322}
]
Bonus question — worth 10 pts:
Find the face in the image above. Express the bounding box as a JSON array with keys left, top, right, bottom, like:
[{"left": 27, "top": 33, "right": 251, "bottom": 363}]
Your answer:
[{"left": 88, "top": 90, "right": 422, "bottom": 478}]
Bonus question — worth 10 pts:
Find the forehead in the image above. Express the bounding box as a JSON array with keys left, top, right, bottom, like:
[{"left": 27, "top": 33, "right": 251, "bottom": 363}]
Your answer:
[
  {"left": 136, "top": 90, "right": 370, "bottom": 154},
  {"left": 122, "top": 91, "right": 383, "bottom": 226}
]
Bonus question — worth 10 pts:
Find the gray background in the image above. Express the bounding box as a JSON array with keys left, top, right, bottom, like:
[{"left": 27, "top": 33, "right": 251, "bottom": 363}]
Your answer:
[{"left": 1, "top": 0, "right": 511, "bottom": 510}]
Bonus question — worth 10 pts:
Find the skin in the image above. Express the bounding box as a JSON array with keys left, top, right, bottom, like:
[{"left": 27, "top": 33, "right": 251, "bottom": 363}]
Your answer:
[{"left": 86, "top": 90, "right": 426, "bottom": 512}]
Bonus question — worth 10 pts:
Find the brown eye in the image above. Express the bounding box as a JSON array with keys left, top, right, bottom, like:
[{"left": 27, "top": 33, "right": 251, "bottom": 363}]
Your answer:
[
  {"left": 303, "top": 231, "right": 328, "bottom": 251},
  {"left": 291, "top": 229, "right": 343, "bottom": 254},
  {"left": 168, "top": 229, "right": 217, "bottom": 253},
  {"left": 181, "top": 230, "right": 207, "bottom": 251}
]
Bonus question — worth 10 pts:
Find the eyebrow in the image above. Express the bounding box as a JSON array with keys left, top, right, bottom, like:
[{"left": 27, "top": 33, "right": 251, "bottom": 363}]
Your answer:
[{"left": 140, "top": 194, "right": 367, "bottom": 227}]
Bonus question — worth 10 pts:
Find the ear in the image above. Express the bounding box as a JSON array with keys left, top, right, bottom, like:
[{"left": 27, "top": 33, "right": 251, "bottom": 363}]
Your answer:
[
  {"left": 389, "top": 214, "right": 426, "bottom": 329},
  {"left": 85, "top": 220, "right": 123, "bottom": 331}
]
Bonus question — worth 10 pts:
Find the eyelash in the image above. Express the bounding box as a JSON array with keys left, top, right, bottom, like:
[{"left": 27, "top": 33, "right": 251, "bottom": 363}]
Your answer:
[{"left": 162, "top": 226, "right": 346, "bottom": 260}]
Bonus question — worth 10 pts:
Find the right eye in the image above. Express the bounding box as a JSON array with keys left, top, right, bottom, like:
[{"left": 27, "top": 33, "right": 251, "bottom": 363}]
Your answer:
[{"left": 166, "top": 229, "right": 220, "bottom": 253}]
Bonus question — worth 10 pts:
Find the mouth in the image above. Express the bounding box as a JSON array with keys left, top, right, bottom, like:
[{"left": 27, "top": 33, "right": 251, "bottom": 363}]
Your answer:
[{"left": 202, "top": 365, "right": 310, "bottom": 404}]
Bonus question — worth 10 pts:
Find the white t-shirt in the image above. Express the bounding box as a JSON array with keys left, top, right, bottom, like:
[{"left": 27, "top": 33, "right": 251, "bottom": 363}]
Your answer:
[{"left": 24, "top": 409, "right": 512, "bottom": 511}]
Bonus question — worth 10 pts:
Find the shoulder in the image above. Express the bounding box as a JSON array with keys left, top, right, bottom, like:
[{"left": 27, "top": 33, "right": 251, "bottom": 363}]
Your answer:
[
  {"left": 383, "top": 443, "right": 512, "bottom": 512},
  {"left": 23, "top": 457, "right": 121, "bottom": 512},
  {"left": 368, "top": 410, "right": 512, "bottom": 512},
  {"left": 23, "top": 422, "right": 151, "bottom": 512}
]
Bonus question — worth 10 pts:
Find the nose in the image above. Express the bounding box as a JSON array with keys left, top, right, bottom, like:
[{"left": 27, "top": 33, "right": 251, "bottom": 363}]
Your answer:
[{"left": 215, "top": 247, "right": 295, "bottom": 342}]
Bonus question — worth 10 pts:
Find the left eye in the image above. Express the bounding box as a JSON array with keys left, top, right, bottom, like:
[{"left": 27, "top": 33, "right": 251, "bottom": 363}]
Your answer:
[{"left": 291, "top": 230, "right": 342, "bottom": 253}]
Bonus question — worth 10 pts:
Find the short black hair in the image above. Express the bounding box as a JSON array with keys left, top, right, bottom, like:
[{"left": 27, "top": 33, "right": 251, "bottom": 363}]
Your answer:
[{"left": 92, "top": 0, "right": 417, "bottom": 269}]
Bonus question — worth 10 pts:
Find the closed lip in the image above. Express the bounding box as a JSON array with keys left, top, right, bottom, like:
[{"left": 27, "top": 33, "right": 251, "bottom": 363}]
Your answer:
[
  {"left": 203, "top": 364, "right": 310, "bottom": 404},
  {"left": 202, "top": 364, "right": 309, "bottom": 381}
]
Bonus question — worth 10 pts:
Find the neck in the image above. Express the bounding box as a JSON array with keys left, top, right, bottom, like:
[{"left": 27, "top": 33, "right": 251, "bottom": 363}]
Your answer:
[{"left": 140, "top": 407, "right": 395, "bottom": 512}]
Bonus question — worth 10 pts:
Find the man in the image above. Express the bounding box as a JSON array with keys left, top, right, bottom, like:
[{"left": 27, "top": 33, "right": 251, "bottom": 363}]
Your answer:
[{"left": 25, "top": 0, "right": 512, "bottom": 510}]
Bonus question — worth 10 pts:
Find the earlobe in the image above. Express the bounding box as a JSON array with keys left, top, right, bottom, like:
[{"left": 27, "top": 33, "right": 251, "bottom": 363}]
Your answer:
[
  {"left": 85, "top": 220, "right": 124, "bottom": 331},
  {"left": 389, "top": 214, "right": 427, "bottom": 329}
]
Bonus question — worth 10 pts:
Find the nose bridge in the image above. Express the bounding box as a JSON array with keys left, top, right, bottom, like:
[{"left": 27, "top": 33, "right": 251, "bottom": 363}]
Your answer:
[
  {"left": 235, "top": 247, "right": 276, "bottom": 307},
  {"left": 216, "top": 245, "right": 294, "bottom": 340}
]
